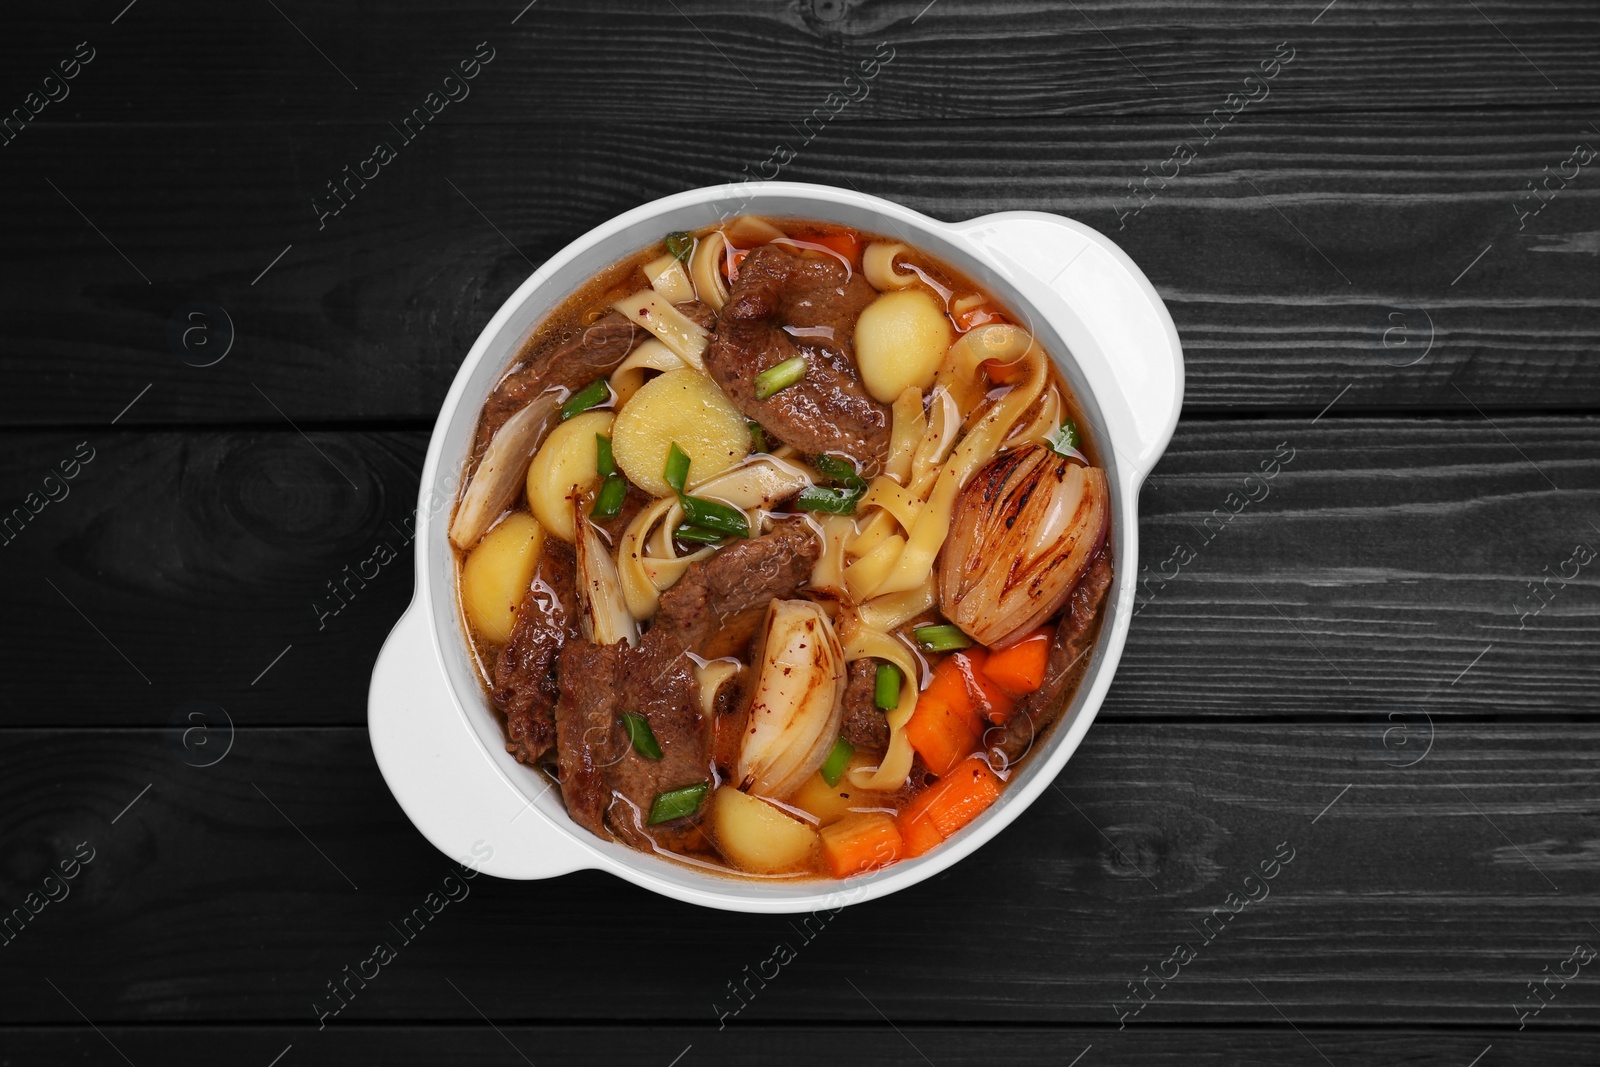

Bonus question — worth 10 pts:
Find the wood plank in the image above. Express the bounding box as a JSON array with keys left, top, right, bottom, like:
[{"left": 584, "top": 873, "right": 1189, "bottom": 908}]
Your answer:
[
  {"left": 2, "top": 111, "right": 1598, "bottom": 425},
  {"left": 0, "top": 724, "right": 1595, "bottom": 1025},
  {"left": 6, "top": 0, "right": 1597, "bottom": 123},
  {"left": 2, "top": 417, "right": 1595, "bottom": 727},
  {"left": 0, "top": 1025, "right": 1582, "bottom": 1066}
]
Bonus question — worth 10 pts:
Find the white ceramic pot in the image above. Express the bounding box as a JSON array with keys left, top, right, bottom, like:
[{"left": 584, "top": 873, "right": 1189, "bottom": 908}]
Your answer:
[{"left": 369, "top": 181, "right": 1183, "bottom": 913}]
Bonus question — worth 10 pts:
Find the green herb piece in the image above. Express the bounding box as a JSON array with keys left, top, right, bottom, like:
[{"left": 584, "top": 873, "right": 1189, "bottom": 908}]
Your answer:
[
  {"left": 815, "top": 453, "right": 867, "bottom": 491},
  {"left": 591, "top": 473, "right": 627, "bottom": 519},
  {"left": 561, "top": 379, "right": 610, "bottom": 421},
  {"left": 673, "top": 524, "right": 725, "bottom": 545},
  {"left": 648, "top": 781, "right": 709, "bottom": 824},
  {"left": 664, "top": 442, "right": 691, "bottom": 494},
  {"left": 748, "top": 421, "right": 768, "bottom": 453},
  {"left": 620, "top": 711, "right": 664, "bottom": 760},
  {"left": 874, "top": 662, "right": 902, "bottom": 710},
  {"left": 820, "top": 736, "right": 856, "bottom": 787},
  {"left": 678, "top": 494, "right": 750, "bottom": 538},
  {"left": 665, "top": 231, "right": 694, "bottom": 263},
  {"left": 595, "top": 433, "right": 616, "bottom": 477},
  {"left": 754, "top": 356, "right": 807, "bottom": 400},
  {"left": 795, "top": 485, "right": 864, "bottom": 514},
  {"left": 913, "top": 624, "right": 972, "bottom": 653},
  {"left": 1048, "top": 419, "right": 1081, "bottom": 455}
]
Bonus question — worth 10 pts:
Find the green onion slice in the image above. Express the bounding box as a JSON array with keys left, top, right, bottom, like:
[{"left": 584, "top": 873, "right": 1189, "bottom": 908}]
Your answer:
[
  {"left": 820, "top": 736, "right": 856, "bottom": 787},
  {"left": 874, "top": 662, "right": 902, "bottom": 710},
  {"left": 814, "top": 453, "right": 867, "bottom": 491},
  {"left": 673, "top": 524, "right": 725, "bottom": 545},
  {"left": 665, "top": 231, "right": 694, "bottom": 263},
  {"left": 595, "top": 433, "right": 616, "bottom": 477},
  {"left": 561, "top": 379, "right": 610, "bottom": 421},
  {"left": 620, "top": 711, "right": 663, "bottom": 760},
  {"left": 664, "top": 442, "right": 691, "bottom": 494},
  {"left": 678, "top": 494, "right": 750, "bottom": 538},
  {"left": 754, "top": 356, "right": 807, "bottom": 400},
  {"left": 914, "top": 624, "right": 972, "bottom": 653},
  {"left": 591, "top": 473, "right": 627, "bottom": 519},
  {"left": 648, "top": 781, "right": 709, "bottom": 824},
  {"left": 1048, "top": 419, "right": 1081, "bottom": 455},
  {"left": 748, "top": 421, "right": 768, "bottom": 453},
  {"left": 795, "top": 486, "right": 863, "bottom": 515}
]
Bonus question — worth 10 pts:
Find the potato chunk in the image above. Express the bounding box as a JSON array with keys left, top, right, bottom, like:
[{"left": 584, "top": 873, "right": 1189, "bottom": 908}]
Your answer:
[
  {"left": 854, "top": 288, "right": 954, "bottom": 404},
  {"left": 526, "top": 410, "right": 613, "bottom": 543},
  {"left": 611, "top": 368, "right": 749, "bottom": 496},
  {"left": 460, "top": 512, "right": 544, "bottom": 643},
  {"left": 710, "top": 786, "right": 820, "bottom": 874}
]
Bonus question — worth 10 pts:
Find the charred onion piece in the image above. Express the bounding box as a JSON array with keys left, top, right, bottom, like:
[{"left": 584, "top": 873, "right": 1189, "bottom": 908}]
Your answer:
[
  {"left": 573, "top": 496, "right": 639, "bottom": 648},
  {"left": 736, "top": 599, "right": 847, "bottom": 798},
  {"left": 449, "top": 394, "right": 560, "bottom": 550},
  {"left": 938, "top": 444, "right": 1109, "bottom": 648}
]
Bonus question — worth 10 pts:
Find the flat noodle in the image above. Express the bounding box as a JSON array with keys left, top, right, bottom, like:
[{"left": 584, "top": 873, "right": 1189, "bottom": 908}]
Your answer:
[
  {"left": 724, "top": 215, "right": 787, "bottom": 246},
  {"left": 694, "top": 658, "right": 741, "bottom": 717},
  {"left": 690, "top": 231, "right": 729, "bottom": 311},
  {"left": 611, "top": 291, "right": 709, "bottom": 370},
  {"left": 885, "top": 387, "right": 924, "bottom": 485},
  {"left": 643, "top": 253, "right": 696, "bottom": 304},
  {"left": 608, "top": 339, "right": 684, "bottom": 407},
  {"left": 844, "top": 532, "right": 906, "bottom": 603},
  {"left": 846, "top": 509, "right": 897, "bottom": 561},
  {"left": 839, "top": 618, "right": 921, "bottom": 791},
  {"left": 856, "top": 582, "right": 935, "bottom": 632},
  {"left": 808, "top": 513, "right": 855, "bottom": 600},
  {"left": 862, "top": 242, "right": 918, "bottom": 291},
  {"left": 1004, "top": 385, "right": 1062, "bottom": 450}
]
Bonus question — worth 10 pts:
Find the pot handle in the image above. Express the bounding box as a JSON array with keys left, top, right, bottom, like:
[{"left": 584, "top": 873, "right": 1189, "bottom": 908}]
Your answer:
[
  {"left": 948, "top": 211, "right": 1184, "bottom": 482},
  {"left": 368, "top": 600, "right": 596, "bottom": 880}
]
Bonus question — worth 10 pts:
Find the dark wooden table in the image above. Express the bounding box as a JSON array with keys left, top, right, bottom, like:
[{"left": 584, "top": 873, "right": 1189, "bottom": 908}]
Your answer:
[{"left": 4, "top": 2, "right": 1598, "bottom": 1063}]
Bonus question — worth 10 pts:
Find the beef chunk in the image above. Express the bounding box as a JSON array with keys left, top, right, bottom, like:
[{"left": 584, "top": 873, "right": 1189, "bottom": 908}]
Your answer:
[
  {"left": 553, "top": 520, "right": 822, "bottom": 848},
  {"left": 476, "top": 301, "right": 716, "bottom": 455},
  {"left": 991, "top": 551, "right": 1113, "bottom": 767},
  {"left": 841, "top": 658, "right": 889, "bottom": 754},
  {"left": 705, "top": 245, "right": 890, "bottom": 471},
  {"left": 493, "top": 543, "right": 580, "bottom": 764}
]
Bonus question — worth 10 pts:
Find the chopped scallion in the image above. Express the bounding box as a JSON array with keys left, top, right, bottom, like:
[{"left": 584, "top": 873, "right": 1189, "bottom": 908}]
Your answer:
[
  {"left": 664, "top": 231, "right": 694, "bottom": 263},
  {"left": 1048, "top": 419, "right": 1081, "bottom": 455},
  {"left": 795, "top": 485, "right": 863, "bottom": 515},
  {"left": 914, "top": 624, "right": 972, "bottom": 653},
  {"left": 874, "top": 662, "right": 902, "bottom": 710},
  {"left": 595, "top": 433, "right": 616, "bottom": 477},
  {"left": 814, "top": 453, "right": 867, "bottom": 491},
  {"left": 820, "top": 736, "right": 856, "bottom": 787},
  {"left": 677, "top": 494, "right": 750, "bottom": 538},
  {"left": 648, "top": 781, "right": 709, "bottom": 824},
  {"left": 748, "top": 421, "right": 767, "bottom": 453},
  {"left": 561, "top": 379, "right": 609, "bottom": 421},
  {"left": 591, "top": 473, "right": 627, "bottom": 519},
  {"left": 620, "top": 711, "right": 663, "bottom": 760},
  {"left": 754, "top": 356, "right": 807, "bottom": 400},
  {"left": 673, "top": 524, "right": 724, "bottom": 545},
  {"left": 664, "top": 442, "right": 691, "bottom": 494}
]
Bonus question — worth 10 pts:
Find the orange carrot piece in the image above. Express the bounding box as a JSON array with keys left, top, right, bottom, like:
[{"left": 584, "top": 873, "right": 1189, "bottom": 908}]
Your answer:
[
  {"left": 820, "top": 812, "right": 904, "bottom": 877},
  {"left": 954, "top": 302, "right": 1007, "bottom": 332},
  {"left": 903, "top": 694, "right": 979, "bottom": 776},
  {"left": 919, "top": 655, "right": 975, "bottom": 717},
  {"left": 958, "top": 649, "right": 1016, "bottom": 725},
  {"left": 982, "top": 628, "right": 1052, "bottom": 696},
  {"left": 897, "top": 756, "right": 1003, "bottom": 857}
]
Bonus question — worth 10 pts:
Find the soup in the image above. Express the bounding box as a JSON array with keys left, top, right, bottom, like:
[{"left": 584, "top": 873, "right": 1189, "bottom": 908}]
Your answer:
[{"left": 449, "top": 216, "right": 1111, "bottom": 880}]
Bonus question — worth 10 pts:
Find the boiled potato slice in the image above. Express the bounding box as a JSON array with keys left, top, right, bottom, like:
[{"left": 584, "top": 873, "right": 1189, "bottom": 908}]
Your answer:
[
  {"left": 789, "top": 753, "right": 876, "bottom": 826},
  {"left": 854, "top": 288, "right": 954, "bottom": 404},
  {"left": 460, "top": 512, "right": 544, "bottom": 643},
  {"left": 526, "top": 410, "right": 613, "bottom": 543},
  {"left": 710, "top": 786, "right": 821, "bottom": 874},
  {"left": 611, "top": 368, "right": 749, "bottom": 496}
]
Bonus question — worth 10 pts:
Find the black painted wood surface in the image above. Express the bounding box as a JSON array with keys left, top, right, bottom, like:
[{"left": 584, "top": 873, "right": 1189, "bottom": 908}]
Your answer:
[{"left": 3, "top": 0, "right": 1598, "bottom": 1062}]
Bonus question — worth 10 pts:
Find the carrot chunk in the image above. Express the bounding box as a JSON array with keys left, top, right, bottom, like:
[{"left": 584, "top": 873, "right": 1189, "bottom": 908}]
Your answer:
[
  {"left": 903, "top": 693, "right": 980, "bottom": 776},
  {"left": 981, "top": 628, "right": 1052, "bottom": 695},
  {"left": 897, "top": 756, "right": 1003, "bottom": 857},
  {"left": 808, "top": 231, "right": 862, "bottom": 267},
  {"left": 956, "top": 648, "right": 1016, "bottom": 725},
  {"left": 819, "top": 812, "right": 904, "bottom": 877}
]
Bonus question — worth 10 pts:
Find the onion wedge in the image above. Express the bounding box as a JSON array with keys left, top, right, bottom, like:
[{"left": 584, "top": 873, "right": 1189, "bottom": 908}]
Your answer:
[
  {"left": 736, "top": 600, "right": 847, "bottom": 798},
  {"left": 449, "top": 394, "right": 560, "bottom": 550},
  {"left": 938, "top": 444, "right": 1109, "bottom": 647},
  {"left": 573, "top": 497, "right": 639, "bottom": 648}
]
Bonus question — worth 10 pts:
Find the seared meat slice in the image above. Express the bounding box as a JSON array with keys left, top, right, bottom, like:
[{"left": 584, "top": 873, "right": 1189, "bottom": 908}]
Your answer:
[
  {"left": 990, "top": 551, "right": 1113, "bottom": 767},
  {"left": 554, "top": 520, "right": 822, "bottom": 847},
  {"left": 493, "top": 543, "right": 580, "bottom": 764},
  {"left": 705, "top": 245, "right": 890, "bottom": 472},
  {"left": 840, "top": 658, "right": 889, "bottom": 754},
  {"left": 475, "top": 301, "right": 716, "bottom": 455}
]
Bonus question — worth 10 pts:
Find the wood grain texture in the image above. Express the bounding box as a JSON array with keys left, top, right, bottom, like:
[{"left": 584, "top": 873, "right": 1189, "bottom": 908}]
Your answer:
[
  {"left": 2, "top": 418, "right": 1594, "bottom": 728},
  {"left": 4, "top": 0, "right": 1597, "bottom": 123},
  {"left": 0, "top": 1025, "right": 1584, "bottom": 1066},
  {"left": 0, "top": 724, "right": 1595, "bottom": 1025},
  {"left": 3, "top": 110, "right": 1598, "bottom": 425}
]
